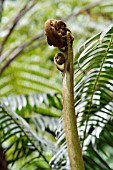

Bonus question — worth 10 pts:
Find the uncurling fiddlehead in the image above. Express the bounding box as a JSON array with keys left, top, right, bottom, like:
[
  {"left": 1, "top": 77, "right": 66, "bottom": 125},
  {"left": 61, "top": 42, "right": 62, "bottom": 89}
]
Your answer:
[
  {"left": 54, "top": 52, "right": 66, "bottom": 72},
  {"left": 44, "top": 19, "right": 68, "bottom": 48},
  {"left": 44, "top": 19, "right": 74, "bottom": 72},
  {"left": 44, "top": 19, "right": 85, "bottom": 170}
]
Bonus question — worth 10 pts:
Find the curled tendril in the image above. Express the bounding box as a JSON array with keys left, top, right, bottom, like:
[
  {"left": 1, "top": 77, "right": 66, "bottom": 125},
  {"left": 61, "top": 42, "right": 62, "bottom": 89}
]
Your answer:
[
  {"left": 54, "top": 52, "right": 65, "bottom": 72},
  {"left": 44, "top": 19, "right": 72, "bottom": 49}
]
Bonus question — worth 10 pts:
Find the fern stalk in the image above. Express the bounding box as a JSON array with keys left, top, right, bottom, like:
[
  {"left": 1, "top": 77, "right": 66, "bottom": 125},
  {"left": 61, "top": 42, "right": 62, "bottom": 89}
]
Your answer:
[
  {"left": 62, "top": 31, "right": 85, "bottom": 170},
  {"left": 44, "top": 19, "right": 85, "bottom": 170}
]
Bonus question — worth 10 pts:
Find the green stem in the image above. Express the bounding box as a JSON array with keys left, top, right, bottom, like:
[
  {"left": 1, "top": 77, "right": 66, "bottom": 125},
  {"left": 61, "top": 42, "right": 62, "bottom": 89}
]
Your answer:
[{"left": 62, "top": 31, "right": 85, "bottom": 170}]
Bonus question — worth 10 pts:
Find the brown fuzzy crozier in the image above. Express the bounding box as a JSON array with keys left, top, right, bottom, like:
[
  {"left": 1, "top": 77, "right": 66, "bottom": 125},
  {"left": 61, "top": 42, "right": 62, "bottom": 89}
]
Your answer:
[{"left": 44, "top": 19, "right": 71, "bottom": 49}]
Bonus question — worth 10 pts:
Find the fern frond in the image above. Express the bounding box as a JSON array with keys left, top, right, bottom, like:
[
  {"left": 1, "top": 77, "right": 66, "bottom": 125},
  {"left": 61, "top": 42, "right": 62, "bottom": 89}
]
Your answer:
[
  {"left": 0, "top": 103, "right": 57, "bottom": 169},
  {"left": 0, "top": 93, "right": 62, "bottom": 117},
  {"left": 50, "top": 25, "right": 113, "bottom": 169}
]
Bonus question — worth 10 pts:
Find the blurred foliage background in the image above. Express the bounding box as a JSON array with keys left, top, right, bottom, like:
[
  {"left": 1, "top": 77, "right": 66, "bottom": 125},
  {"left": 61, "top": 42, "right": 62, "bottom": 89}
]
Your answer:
[
  {"left": 1, "top": 0, "right": 113, "bottom": 96},
  {"left": 0, "top": 0, "right": 113, "bottom": 170}
]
